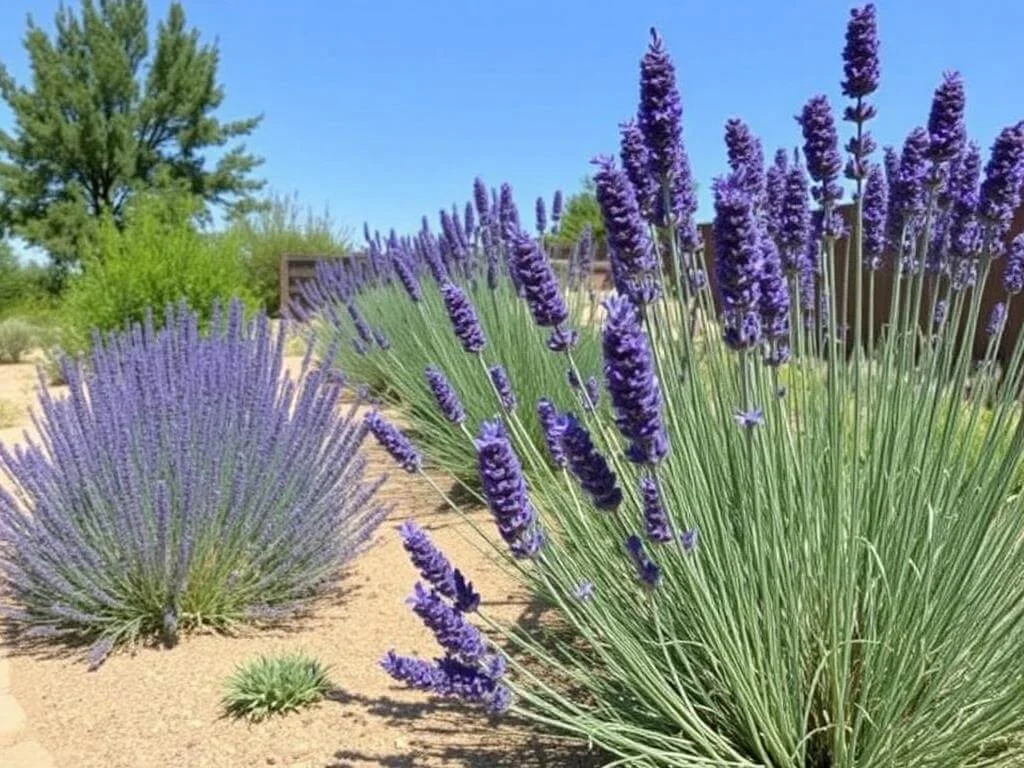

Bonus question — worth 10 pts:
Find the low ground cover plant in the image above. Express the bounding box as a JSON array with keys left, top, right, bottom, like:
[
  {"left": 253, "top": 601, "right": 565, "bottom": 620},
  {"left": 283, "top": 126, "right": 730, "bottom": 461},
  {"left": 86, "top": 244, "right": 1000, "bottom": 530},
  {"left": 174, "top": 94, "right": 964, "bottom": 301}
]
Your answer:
[
  {"left": 362, "top": 6, "right": 1024, "bottom": 766},
  {"left": 223, "top": 651, "right": 333, "bottom": 721},
  {"left": 0, "top": 299, "right": 388, "bottom": 667}
]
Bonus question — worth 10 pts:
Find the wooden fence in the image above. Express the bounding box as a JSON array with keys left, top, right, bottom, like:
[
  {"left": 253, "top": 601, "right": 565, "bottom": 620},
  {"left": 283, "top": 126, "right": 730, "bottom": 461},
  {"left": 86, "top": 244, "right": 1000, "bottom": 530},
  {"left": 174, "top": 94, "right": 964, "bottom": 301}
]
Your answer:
[{"left": 280, "top": 203, "right": 1024, "bottom": 360}]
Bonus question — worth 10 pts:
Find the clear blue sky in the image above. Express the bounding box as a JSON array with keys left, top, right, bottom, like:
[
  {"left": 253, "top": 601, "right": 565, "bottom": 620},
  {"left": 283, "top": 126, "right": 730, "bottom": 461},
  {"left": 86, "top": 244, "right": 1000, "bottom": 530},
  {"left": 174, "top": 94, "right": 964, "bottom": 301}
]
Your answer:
[{"left": 2, "top": 0, "right": 1023, "bottom": 246}]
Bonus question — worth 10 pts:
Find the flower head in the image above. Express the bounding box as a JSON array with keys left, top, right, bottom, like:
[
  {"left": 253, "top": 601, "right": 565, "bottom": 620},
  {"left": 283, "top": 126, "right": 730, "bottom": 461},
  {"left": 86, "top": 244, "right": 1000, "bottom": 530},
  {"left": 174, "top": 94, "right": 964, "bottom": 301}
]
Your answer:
[
  {"left": 509, "top": 229, "right": 570, "bottom": 332},
  {"left": 640, "top": 476, "right": 672, "bottom": 543},
  {"left": 366, "top": 411, "right": 422, "bottom": 472},
  {"left": 725, "top": 119, "right": 766, "bottom": 203},
  {"left": 779, "top": 159, "right": 812, "bottom": 273},
  {"left": 572, "top": 581, "right": 595, "bottom": 602},
  {"left": 625, "top": 535, "right": 661, "bottom": 588},
  {"left": 560, "top": 413, "right": 623, "bottom": 510},
  {"left": 425, "top": 366, "right": 466, "bottom": 425},
  {"left": 765, "top": 149, "right": 789, "bottom": 243},
  {"left": 398, "top": 521, "right": 480, "bottom": 612},
  {"left": 535, "top": 196, "right": 547, "bottom": 234},
  {"left": 537, "top": 398, "right": 567, "bottom": 467},
  {"left": 797, "top": 96, "right": 843, "bottom": 201},
  {"left": 408, "top": 582, "right": 486, "bottom": 662},
  {"left": 619, "top": 119, "right": 656, "bottom": 219},
  {"left": 552, "top": 190, "right": 563, "bottom": 226},
  {"left": 440, "top": 282, "right": 486, "bottom": 354},
  {"left": 987, "top": 302, "right": 1007, "bottom": 336},
  {"left": 473, "top": 177, "right": 490, "bottom": 224},
  {"left": 842, "top": 4, "right": 880, "bottom": 100},
  {"left": 863, "top": 163, "right": 888, "bottom": 268},
  {"left": 592, "top": 155, "right": 655, "bottom": 301},
  {"left": 713, "top": 175, "right": 763, "bottom": 350},
  {"left": 489, "top": 364, "right": 517, "bottom": 412},
  {"left": 979, "top": 122, "right": 1024, "bottom": 243},
  {"left": 638, "top": 28, "right": 682, "bottom": 183},
  {"left": 602, "top": 295, "right": 668, "bottom": 464},
  {"left": 476, "top": 421, "right": 543, "bottom": 558},
  {"left": 734, "top": 407, "right": 764, "bottom": 429},
  {"left": 928, "top": 71, "right": 967, "bottom": 163},
  {"left": 1003, "top": 234, "right": 1024, "bottom": 294}
]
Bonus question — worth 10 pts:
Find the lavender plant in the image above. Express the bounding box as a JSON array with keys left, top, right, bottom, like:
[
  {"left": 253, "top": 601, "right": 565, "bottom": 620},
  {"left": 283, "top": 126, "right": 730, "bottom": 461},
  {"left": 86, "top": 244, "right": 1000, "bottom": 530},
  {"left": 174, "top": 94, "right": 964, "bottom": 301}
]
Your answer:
[
  {"left": 295, "top": 207, "right": 603, "bottom": 485},
  {"left": 0, "top": 300, "right": 387, "bottom": 667},
  {"left": 366, "top": 5, "right": 1024, "bottom": 765}
]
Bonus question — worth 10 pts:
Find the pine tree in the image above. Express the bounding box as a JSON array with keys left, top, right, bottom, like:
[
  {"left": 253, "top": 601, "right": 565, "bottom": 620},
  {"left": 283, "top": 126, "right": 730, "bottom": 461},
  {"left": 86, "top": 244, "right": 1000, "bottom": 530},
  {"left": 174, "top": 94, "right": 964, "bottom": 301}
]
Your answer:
[{"left": 0, "top": 0, "right": 264, "bottom": 271}]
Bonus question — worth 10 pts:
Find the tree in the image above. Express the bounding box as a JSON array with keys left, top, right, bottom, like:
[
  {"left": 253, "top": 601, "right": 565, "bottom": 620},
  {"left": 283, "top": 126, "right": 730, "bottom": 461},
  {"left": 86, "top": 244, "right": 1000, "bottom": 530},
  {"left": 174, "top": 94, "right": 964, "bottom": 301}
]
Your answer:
[
  {"left": 551, "top": 177, "right": 606, "bottom": 252},
  {"left": 0, "top": 0, "right": 264, "bottom": 272}
]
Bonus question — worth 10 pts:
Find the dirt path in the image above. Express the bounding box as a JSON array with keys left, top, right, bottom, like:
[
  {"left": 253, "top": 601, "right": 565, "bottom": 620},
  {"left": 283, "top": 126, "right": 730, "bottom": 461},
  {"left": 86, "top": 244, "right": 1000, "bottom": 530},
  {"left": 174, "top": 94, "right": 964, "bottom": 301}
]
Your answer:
[{"left": 0, "top": 359, "right": 597, "bottom": 768}]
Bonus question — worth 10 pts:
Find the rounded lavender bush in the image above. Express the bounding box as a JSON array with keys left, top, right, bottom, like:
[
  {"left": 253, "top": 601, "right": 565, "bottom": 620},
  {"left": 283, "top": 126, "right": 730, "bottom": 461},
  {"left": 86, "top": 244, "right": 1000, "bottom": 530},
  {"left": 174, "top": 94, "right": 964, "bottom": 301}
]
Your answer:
[{"left": 0, "top": 300, "right": 387, "bottom": 667}]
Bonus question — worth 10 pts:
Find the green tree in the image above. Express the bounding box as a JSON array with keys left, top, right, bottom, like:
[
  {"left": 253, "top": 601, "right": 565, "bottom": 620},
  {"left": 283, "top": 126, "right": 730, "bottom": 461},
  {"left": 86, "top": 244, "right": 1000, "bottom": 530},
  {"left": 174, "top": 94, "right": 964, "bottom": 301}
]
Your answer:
[
  {"left": 0, "top": 0, "right": 264, "bottom": 273},
  {"left": 551, "top": 177, "right": 605, "bottom": 252}
]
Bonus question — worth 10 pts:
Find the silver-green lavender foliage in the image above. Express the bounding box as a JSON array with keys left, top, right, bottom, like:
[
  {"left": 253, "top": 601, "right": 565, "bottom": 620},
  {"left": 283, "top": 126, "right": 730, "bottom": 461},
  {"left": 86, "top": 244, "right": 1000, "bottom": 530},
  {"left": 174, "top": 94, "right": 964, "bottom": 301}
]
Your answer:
[
  {"left": 366, "top": 6, "right": 1024, "bottom": 768},
  {"left": 0, "top": 300, "right": 388, "bottom": 668}
]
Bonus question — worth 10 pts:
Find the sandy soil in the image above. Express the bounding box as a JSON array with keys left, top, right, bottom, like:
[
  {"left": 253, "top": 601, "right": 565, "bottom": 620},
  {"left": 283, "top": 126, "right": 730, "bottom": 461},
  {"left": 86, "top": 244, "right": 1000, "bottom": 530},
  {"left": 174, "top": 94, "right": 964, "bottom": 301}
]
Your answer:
[{"left": 0, "top": 357, "right": 599, "bottom": 768}]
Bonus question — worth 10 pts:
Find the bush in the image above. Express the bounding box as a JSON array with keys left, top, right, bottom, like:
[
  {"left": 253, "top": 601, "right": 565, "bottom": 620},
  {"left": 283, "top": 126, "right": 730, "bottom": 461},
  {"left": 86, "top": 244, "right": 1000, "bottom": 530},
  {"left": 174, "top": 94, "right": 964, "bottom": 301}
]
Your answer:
[
  {"left": 223, "top": 652, "right": 333, "bottom": 721},
  {"left": 0, "top": 318, "right": 39, "bottom": 363},
  {"left": 231, "top": 192, "right": 349, "bottom": 315},
  {"left": 0, "top": 299, "right": 388, "bottom": 667},
  {"left": 60, "top": 189, "right": 259, "bottom": 351},
  {"left": 372, "top": 10, "right": 1024, "bottom": 767},
  {"left": 0, "top": 399, "right": 20, "bottom": 429}
]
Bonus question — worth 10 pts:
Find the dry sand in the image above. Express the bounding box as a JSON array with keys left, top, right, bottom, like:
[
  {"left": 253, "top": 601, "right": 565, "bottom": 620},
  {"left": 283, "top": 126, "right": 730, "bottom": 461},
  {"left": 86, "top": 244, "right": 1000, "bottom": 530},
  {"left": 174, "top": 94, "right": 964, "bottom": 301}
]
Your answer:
[{"left": 0, "top": 357, "right": 600, "bottom": 768}]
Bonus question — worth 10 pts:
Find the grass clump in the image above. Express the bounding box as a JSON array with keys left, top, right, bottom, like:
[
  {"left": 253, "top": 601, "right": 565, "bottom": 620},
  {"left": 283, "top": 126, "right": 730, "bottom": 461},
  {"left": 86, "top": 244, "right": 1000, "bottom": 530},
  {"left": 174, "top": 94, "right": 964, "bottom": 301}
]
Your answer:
[{"left": 223, "top": 652, "right": 333, "bottom": 721}]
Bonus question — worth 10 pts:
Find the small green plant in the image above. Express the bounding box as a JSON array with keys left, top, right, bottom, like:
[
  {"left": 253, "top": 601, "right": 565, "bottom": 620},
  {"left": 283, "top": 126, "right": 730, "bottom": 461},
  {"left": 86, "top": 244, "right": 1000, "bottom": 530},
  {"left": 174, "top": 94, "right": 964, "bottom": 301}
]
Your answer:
[
  {"left": 223, "top": 652, "right": 333, "bottom": 721},
  {"left": 0, "top": 318, "right": 39, "bottom": 363},
  {"left": 0, "top": 399, "right": 21, "bottom": 428}
]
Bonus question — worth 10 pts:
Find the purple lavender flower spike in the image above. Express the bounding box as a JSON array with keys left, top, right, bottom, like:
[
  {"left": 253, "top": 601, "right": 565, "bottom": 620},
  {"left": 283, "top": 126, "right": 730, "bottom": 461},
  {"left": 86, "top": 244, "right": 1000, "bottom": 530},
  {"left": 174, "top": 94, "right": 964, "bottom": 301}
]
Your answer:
[
  {"left": 584, "top": 376, "right": 601, "bottom": 412},
  {"left": 889, "top": 128, "right": 932, "bottom": 250},
  {"left": 863, "top": 164, "right": 888, "bottom": 269},
  {"left": 392, "top": 251, "right": 423, "bottom": 302},
  {"left": 536, "top": 399, "right": 567, "bottom": 467},
  {"left": 640, "top": 476, "right": 672, "bottom": 543},
  {"left": 842, "top": 4, "right": 880, "bottom": 100},
  {"left": 680, "top": 528, "right": 699, "bottom": 553},
  {"left": 366, "top": 411, "right": 422, "bottom": 472},
  {"left": 499, "top": 183, "right": 520, "bottom": 239},
  {"left": 1003, "top": 235, "right": 1024, "bottom": 294},
  {"left": 535, "top": 196, "right": 547, "bottom": 235},
  {"left": 552, "top": 190, "right": 564, "bottom": 229},
  {"left": 547, "top": 327, "right": 579, "bottom": 353},
  {"left": 399, "top": 521, "right": 480, "bottom": 612},
  {"left": 475, "top": 421, "right": 543, "bottom": 559},
  {"left": 559, "top": 414, "right": 622, "bottom": 510},
  {"left": 489, "top": 365, "right": 517, "bottom": 412},
  {"left": 625, "top": 535, "right": 661, "bottom": 588},
  {"left": 593, "top": 155, "right": 655, "bottom": 301},
  {"left": 987, "top": 302, "right": 1007, "bottom": 337},
  {"left": 759, "top": 236, "right": 789, "bottom": 351},
  {"left": 798, "top": 96, "right": 843, "bottom": 202},
  {"left": 765, "top": 149, "right": 788, "bottom": 243},
  {"left": 508, "top": 229, "right": 570, "bottom": 329},
  {"left": 725, "top": 119, "right": 766, "bottom": 202},
  {"left": 979, "top": 123, "right": 1024, "bottom": 245},
  {"left": 602, "top": 295, "right": 668, "bottom": 464},
  {"left": 381, "top": 651, "right": 510, "bottom": 714},
  {"left": 638, "top": 28, "right": 682, "bottom": 185},
  {"left": 381, "top": 652, "right": 441, "bottom": 691},
  {"left": 713, "top": 175, "right": 764, "bottom": 350},
  {"left": 425, "top": 366, "right": 466, "bottom": 425},
  {"left": 440, "top": 282, "right": 486, "bottom": 354},
  {"left": 928, "top": 71, "right": 967, "bottom": 163},
  {"left": 619, "top": 119, "right": 656, "bottom": 219},
  {"left": 347, "top": 303, "right": 373, "bottom": 344},
  {"left": 409, "top": 583, "right": 486, "bottom": 662},
  {"left": 933, "top": 300, "right": 948, "bottom": 331},
  {"left": 734, "top": 407, "right": 765, "bottom": 429},
  {"left": 779, "top": 158, "right": 812, "bottom": 274},
  {"left": 474, "top": 177, "right": 490, "bottom": 224},
  {"left": 464, "top": 202, "right": 476, "bottom": 241}
]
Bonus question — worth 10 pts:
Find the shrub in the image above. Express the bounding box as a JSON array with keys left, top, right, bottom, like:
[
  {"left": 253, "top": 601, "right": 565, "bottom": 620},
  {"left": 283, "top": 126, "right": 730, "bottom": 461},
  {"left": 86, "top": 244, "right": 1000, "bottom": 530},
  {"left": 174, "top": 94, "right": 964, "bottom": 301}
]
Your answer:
[
  {"left": 297, "top": 223, "right": 603, "bottom": 486},
  {"left": 0, "top": 299, "right": 388, "bottom": 667},
  {"left": 60, "top": 188, "right": 259, "bottom": 351},
  {"left": 373, "top": 9, "right": 1024, "bottom": 767},
  {"left": 0, "top": 399, "right": 20, "bottom": 429},
  {"left": 223, "top": 652, "right": 333, "bottom": 721},
  {"left": 0, "top": 318, "right": 39, "bottom": 363},
  {"left": 231, "top": 191, "right": 349, "bottom": 315}
]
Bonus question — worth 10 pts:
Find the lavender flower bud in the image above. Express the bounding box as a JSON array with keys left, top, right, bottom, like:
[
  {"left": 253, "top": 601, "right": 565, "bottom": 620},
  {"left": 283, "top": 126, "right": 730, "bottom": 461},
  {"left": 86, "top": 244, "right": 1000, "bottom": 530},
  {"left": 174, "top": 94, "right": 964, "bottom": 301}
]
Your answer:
[
  {"left": 779, "top": 159, "right": 812, "bottom": 274},
  {"left": 392, "top": 252, "right": 423, "bottom": 302},
  {"left": 625, "top": 535, "right": 660, "bottom": 588},
  {"left": 488, "top": 365, "right": 516, "bottom": 412},
  {"left": 552, "top": 190, "right": 563, "bottom": 227},
  {"left": 366, "top": 411, "right": 422, "bottom": 472},
  {"left": 759, "top": 237, "right": 789, "bottom": 346},
  {"left": 640, "top": 476, "right": 671, "bottom": 543},
  {"left": 928, "top": 71, "right": 967, "bottom": 163},
  {"left": 713, "top": 175, "right": 764, "bottom": 350},
  {"left": 863, "top": 164, "right": 888, "bottom": 269},
  {"left": 476, "top": 421, "right": 543, "bottom": 558},
  {"left": 348, "top": 303, "right": 373, "bottom": 344},
  {"left": 535, "top": 196, "right": 547, "bottom": 235},
  {"left": 602, "top": 295, "right": 668, "bottom": 464},
  {"left": 464, "top": 202, "right": 476, "bottom": 241},
  {"left": 560, "top": 414, "right": 622, "bottom": 510},
  {"left": 593, "top": 155, "right": 655, "bottom": 300},
  {"left": 474, "top": 177, "right": 490, "bottom": 224},
  {"left": 499, "top": 183, "right": 520, "bottom": 239},
  {"left": 979, "top": 122, "right": 1024, "bottom": 244},
  {"left": 889, "top": 128, "right": 932, "bottom": 247},
  {"left": 797, "top": 96, "right": 843, "bottom": 199},
  {"left": 619, "top": 119, "right": 656, "bottom": 219},
  {"left": 765, "top": 149, "right": 788, "bottom": 243},
  {"left": 986, "top": 302, "right": 1007, "bottom": 337},
  {"left": 734, "top": 407, "right": 765, "bottom": 429},
  {"left": 841, "top": 4, "right": 880, "bottom": 100},
  {"left": 508, "top": 230, "right": 569, "bottom": 329},
  {"left": 399, "top": 521, "right": 480, "bottom": 612},
  {"left": 638, "top": 28, "right": 683, "bottom": 184},
  {"left": 440, "top": 282, "right": 486, "bottom": 354},
  {"left": 409, "top": 583, "right": 486, "bottom": 662},
  {"left": 425, "top": 366, "right": 466, "bottom": 425},
  {"left": 536, "top": 399, "right": 567, "bottom": 467},
  {"left": 1002, "top": 234, "right": 1024, "bottom": 294},
  {"left": 584, "top": 376, "right": 600, "bottom": 412},
  {"left": 724, "top": 119, "right": 766, "bottom": 202}
]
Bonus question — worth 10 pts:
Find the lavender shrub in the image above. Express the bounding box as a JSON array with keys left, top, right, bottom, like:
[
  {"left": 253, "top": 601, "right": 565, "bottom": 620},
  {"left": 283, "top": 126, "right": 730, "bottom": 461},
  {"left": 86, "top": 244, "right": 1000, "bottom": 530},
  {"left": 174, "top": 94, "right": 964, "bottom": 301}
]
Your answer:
[{"left": 0, "top": 300, "right": 387, "bottom": 667}]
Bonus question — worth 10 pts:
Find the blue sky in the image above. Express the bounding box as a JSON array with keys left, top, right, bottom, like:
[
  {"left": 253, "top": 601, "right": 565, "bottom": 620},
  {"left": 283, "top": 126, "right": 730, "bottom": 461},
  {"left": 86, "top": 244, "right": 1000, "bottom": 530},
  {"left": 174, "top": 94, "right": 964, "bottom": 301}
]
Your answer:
[{"left": 2, "top": 0, "right": 1023, "bottom": 249}]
